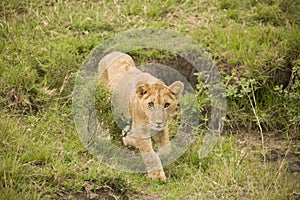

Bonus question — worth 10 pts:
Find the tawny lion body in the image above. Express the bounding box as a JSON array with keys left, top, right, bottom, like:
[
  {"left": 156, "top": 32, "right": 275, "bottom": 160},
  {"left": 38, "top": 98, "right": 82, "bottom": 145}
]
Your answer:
[{"left": 98, "top": 52, "right": 184, "bottom": 181}]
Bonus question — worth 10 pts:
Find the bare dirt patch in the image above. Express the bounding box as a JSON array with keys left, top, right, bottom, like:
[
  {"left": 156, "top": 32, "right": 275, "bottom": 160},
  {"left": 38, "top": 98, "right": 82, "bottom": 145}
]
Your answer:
[
  {"left": 54, "top": 181, "right": 161, "bottom": 200},
  {"left": 236, "top": 132, "right": 300, "bottom": 174}
]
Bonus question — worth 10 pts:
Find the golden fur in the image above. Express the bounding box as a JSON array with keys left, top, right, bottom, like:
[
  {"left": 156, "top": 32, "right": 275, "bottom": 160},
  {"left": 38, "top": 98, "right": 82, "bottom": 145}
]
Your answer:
[{"left": 98, "top": 52, "right": 184, "bottom": 181}]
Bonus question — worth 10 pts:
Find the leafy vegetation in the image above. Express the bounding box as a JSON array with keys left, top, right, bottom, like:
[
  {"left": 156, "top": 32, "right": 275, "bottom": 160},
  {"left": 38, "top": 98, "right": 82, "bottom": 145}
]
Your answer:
[{"left": 1, "top": 0, "right": 299, "bottom": 199}]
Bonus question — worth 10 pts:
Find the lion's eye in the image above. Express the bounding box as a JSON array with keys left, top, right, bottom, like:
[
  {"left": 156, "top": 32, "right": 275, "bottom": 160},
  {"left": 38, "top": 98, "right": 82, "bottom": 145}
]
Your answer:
[
  {"left": 164, "top": 103, "right": 170, "bottom": 108},
  {"left": 148, "top": 102, "right": 154, "bottom": 108}
]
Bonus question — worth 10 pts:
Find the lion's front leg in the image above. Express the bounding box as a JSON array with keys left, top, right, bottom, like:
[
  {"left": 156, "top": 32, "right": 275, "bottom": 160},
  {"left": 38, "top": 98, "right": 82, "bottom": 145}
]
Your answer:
[
  {"left": 135, "top": 138, "right": 166, "bottom": 182},
  {"left": 153, "top": 128, "right": 171, "bottom": 160}
]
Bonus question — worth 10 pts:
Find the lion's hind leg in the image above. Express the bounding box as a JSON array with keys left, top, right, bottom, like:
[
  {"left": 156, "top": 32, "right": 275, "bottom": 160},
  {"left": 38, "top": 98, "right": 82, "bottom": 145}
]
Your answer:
[{"left": 122, "top": 135, "right": 137, "bottom": 150}]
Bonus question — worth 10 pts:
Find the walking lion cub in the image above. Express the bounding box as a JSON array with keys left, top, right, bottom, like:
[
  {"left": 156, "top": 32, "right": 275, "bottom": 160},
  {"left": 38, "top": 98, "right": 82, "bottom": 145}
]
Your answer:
[{"left": 98, "top": 52, "right": 184, "bottom": 181}]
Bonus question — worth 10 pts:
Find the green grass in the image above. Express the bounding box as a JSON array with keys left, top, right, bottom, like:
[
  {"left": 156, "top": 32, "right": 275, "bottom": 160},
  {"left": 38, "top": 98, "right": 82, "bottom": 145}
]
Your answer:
[{"left": 1, "top": 0, "right": 299, "bottom": 199}]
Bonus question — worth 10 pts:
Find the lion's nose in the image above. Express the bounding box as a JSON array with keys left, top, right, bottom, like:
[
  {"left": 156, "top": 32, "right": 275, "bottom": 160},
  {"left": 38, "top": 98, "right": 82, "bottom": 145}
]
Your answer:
[{"left": 155, "top": 120, "right": 163, "bottom": 126}]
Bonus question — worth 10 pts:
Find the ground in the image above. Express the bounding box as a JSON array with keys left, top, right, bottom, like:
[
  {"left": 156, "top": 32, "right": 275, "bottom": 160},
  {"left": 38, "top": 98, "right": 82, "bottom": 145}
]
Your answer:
[{"left": 1, "top": 0, "right": 299, "bottom": 199}]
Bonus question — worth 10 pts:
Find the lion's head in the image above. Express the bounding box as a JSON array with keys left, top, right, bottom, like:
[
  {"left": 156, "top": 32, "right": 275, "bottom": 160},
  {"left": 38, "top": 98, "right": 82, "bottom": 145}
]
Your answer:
[{"left": 129, "top": 81, "right": 184, "bottom": 131}]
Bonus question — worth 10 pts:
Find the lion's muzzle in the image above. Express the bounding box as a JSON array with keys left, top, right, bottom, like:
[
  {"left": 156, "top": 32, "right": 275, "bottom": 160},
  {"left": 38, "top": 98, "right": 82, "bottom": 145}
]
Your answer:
[{"left": 149, "top": 104, "right": 167, "bottom": 131}]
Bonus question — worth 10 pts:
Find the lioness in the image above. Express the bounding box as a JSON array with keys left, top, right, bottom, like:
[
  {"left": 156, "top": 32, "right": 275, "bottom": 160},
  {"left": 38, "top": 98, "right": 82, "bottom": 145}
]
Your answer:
[{"left": 98, "top": 52, "right": 184, "bottom": 181}]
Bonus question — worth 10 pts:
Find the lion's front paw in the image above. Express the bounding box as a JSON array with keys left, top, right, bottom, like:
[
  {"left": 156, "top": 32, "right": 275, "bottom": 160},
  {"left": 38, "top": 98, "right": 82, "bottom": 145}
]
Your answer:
[{"left": 147, "top": 170, "right": 166, "bottom": 182}]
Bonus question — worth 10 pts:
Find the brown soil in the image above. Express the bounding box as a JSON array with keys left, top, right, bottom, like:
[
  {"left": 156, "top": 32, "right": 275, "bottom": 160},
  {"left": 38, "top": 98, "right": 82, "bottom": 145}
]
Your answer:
[
  {"left": 55, "top": 181, "right": 161, "bottom": 200},
  {"left": 236, "top": 132, "right": 300, "bottom": 174}
]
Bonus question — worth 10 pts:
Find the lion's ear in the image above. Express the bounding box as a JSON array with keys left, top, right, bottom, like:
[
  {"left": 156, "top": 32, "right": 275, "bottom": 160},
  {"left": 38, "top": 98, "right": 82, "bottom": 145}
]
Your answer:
[
  {"left": 136, "top": 83, "right": 149, "bottom": 97},
  {"left": 169, "top": 81, "right": 184, "bottom": 99}
]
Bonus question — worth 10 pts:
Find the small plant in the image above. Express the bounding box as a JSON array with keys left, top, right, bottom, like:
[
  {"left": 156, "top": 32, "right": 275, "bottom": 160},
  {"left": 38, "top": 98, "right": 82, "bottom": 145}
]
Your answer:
[{"left": 194, "top": 72, "right": 211, "bottom": 125}]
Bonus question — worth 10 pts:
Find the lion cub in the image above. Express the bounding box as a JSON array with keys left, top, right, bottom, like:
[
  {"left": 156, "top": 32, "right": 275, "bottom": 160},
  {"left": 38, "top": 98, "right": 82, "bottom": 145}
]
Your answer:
[{"left": 98, "top": 52, "right": 184, "bottom": 182}]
